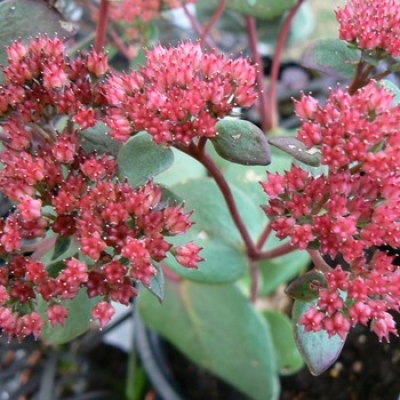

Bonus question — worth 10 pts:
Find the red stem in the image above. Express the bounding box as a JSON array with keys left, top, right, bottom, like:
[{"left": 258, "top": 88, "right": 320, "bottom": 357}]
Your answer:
[
  {"left": 250, "top": 261, "right": 260, "bottom": 303},
  {"left": 256, "top": 241, "right": 295, "bottom": 261},
  {"left": 197, "top": 137, "right": 208, "bottom": 153},
  {"left": 109, "top": 29, "right": 133, "bottom": 61},
  {"left": 182, "top": 4, "right": 215, "bottom": 50},
  {"left": 256, "top": 223, "right": 272, "bottom": 249},
  {"left": 187, "top": 144, "right": 258, "bottom": 258},
  {"left": 95, "top": 0, "right": 110, "bottom": 53},
  {"left": 348, "top": 63, "right": 376, "bottom": 94},
  {"left": 200, "top": 0, "right": 228, "bottom": 46},
  {"left": 245, "top": 16, "right": 270, "bottom": 133},
  {"left": 268, "top": 0, "right": 305, "bottom": 130},
  {"left": 307, "top": 249, "right": 332, "bottom": 273}
]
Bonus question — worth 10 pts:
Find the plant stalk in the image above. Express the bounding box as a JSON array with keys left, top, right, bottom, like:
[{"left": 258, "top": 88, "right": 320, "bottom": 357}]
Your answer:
[
  {"left": 245, "top": 16, "right": 270, "bottom": 133},
  {"left": 256, "top": 241, "right": 295, "bottom": 261},
  {"left": 267, "top": 0, "right": 305, "bottom": 130},
  {"left": 95, "top": 0, "right": 110, "bottom": 53},
  {"left": 308, "top": 249, "right": 332, "bottom": 272},
  {"left": 200, "top": 0, "right": 228, "bottom": 46},
  {"left": 187, "top": 144, "right": 258, "bottom": 258}
]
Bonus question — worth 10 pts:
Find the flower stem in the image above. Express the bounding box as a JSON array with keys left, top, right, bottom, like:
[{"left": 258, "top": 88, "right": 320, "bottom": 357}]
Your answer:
[
  {"left": 182, "top": 4, "right": 215, "bottom": 50},
  {"left": 348, "top": 62, "right": 375, "bottom": 94},
  {"left": 256, "top": 241, "right": 295, "bottom": 261},
  {"left": 187, "top": 144, "right": 258, "bottom": 258},
  {"left": 307, "top": 249, "right": 332, "bottom": 273},
  {"left": 250, "top": 260, "right": 260, "bottom": 303},
  {"left": 200, "top": 0, "right": 228, "bottom": 46},
  {"left": 267, "top": 0, "right": 305, "bottom": 130},
  {"left": 371, "top": 69, "right": 392, "bottom": 82},
  {"left": 109, "top": 29, "right": 133, "bottom": 61},
  {"left": 95, "top": 0, "right": 110, "bottom": 53},
  {"left": 256, "top": 222, "right": 272, "bottom": 249},
  {"left": 245, "top": 16, "right": 270, "bottom": 132}
]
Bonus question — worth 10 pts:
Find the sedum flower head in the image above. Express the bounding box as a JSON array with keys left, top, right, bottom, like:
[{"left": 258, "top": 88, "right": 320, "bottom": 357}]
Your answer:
[
  {"left": 103, "top": 42, "right": 257, "bottom": 145},
  {"left": 262, "top": 82, "right": 400, "bottom": 341},
  {"left": 336, "top": 0, "right": 400, "bottom": 57},
  {"left": 0, "top": 37, "right": 202, "bottom": 340},
  {"left": 109, "top": 0, "right": 198, "bottom": 23}
]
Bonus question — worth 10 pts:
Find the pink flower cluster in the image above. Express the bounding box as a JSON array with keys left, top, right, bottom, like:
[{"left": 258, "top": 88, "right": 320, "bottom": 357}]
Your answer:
[
  {"left": 0, "top": 36, "right": 107, "bottom": 128},
  {"left": 336, "top": 0, "right": 400, "bottom": 57},
  {"left": 300, "top": 254, "right": 400, "bottom": 342},
  {"left": 262, "top": 81, "right": 400, "bottom": 341},
  {"left": 0, "top": 37, "right": 202, "bottom": 340},
  {"left": 109, "top": 0, "right": 197, "bottom": 23},
  {"left": 103, "top": 42, "right": 257, "bottom": 145}
]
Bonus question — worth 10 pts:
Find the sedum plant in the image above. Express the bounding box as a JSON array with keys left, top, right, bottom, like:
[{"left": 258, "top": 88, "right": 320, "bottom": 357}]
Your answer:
[{"left": 0, "top": 0, "right": 400, "bottom": 399}]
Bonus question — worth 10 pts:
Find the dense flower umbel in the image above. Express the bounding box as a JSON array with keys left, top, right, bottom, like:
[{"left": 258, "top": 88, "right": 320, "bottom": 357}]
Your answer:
[
  {"left": 103, "top": 42, "right": 257, "bottom": 145},
  {"left": 109, "top": 0, "right": 198, "bottom": 23},
  {"left": 336, "top": 0, "right": 400, "bottom": 57},
  {"left": 262, "top": 82, "right": 400, "bottom": 341},
  {"left": 0, "top": 37, "right": 201, "bottom": 339},
  {"left": 299, "top": 256, "right": 400, "bottom": 342}
]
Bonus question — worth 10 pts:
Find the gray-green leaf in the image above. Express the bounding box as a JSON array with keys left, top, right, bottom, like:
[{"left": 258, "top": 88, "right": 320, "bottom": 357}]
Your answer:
[
  {"left": 213, "top": 119, "right": 271, "bottom": 166},
  {"left": 292, "top": 299, "right": 347, "bottom": 375},
  {"left": 226, "top": 0, "right": 296, "bottom": 20},
  {"left": 301, "top": 39, "right": 361, "bottom": 79},
  {"left": 268, "top": 136, "right": 321, "bottom": 167},
  {"left": 38, "top": 289, "right": 101, "bottom": 345},
  {"left": 139, "top": 280, "right": 280, "bottom": 400},
  {"left": 117, "top": 132, "right": 174, "bottom": 187}
]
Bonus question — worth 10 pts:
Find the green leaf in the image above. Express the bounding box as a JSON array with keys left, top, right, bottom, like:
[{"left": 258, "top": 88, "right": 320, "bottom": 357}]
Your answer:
[
  {"left": 130, "top": 47, "right": 147, "bottom": 70},
  {"left": 196, "top": 0, "right": 310, "bottom": 49},
  {"left": 292, "top": 299, "right": 347, "bottom": 375},
  {"left": 286, "top": 2, "right": 315, "bottom": 45},
  {"left": 268, "top": 136, "right": 321, "bottom": 167},
  {"left": 0, "top": 0, "right": 75, "bottom": 81},
  {"left": 142, "top": 263, "right": 164, "bottom": 303},
  {"left": 117, "top": 132, "right": 174, "bottom": 187},
  {"left": 301, "top": 39, "right": 361, "bottom": 78},
  {"left": 379, "top": 79, "right": 400, "bottom": 106},
  {"left": 159, "top": 185, "right": 184, "bottom": 207},
  {"left": 165, "top": 178, "right": 265, "bottom": 283},
  {"left": 213, "top": 119, "right": 271, "bottom": 166},
  {"left": 51, "top": 236, "right": 71, "bottom": 261},
  {"left": 156, "top": 147, "right": 206, "bottom": 187},
  {"left": 38, "top": 288, "right": 101, "bottom": 345},
  {"left": 80, "top": 122, "right": 121, "bottom": 156},
  {"left": 223, "top": 163, "right": 271, "bottom": 205},
  {"left": 220, "top": 136, "right": 310, "bottom": 294},
  {"left": 226, "top": 0, "right": 296, "bottom": 20},
  {"left": 143, "top": 19, "right": 159, "bottom": 43},
  {"left": 389, "top": 62, "right": 400, "bottom": 73},
  {"left": 285, "top": 270, "right": 327, "bottom": 301},
  {"left": 222, "top": 145, "right": 295, "bottom": 206},
  {"left": 259, "top": 241, "right": 310, "bottom": 296},
  {"left": 39, "top": 233, "right": 79, "bottom": 268},
  {"left": 263, "top": 311, "right": 303, "bottom": 375},
  {"left": 46, "top": 260, "right": 66, "bottom": 278},
  {"left": 138, "top": 280, "right": 280, "bottom": 400}
]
